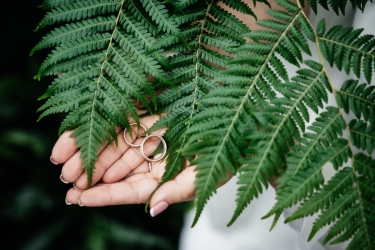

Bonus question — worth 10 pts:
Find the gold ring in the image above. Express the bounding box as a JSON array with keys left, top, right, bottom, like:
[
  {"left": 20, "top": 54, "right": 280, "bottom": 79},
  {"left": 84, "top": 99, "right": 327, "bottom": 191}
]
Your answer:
[
  {"left": 123, "top": 123, "right": 148, "bottom": 147},
  {"left": 140, "top": 135, "right": 167, "bottom": 162}
]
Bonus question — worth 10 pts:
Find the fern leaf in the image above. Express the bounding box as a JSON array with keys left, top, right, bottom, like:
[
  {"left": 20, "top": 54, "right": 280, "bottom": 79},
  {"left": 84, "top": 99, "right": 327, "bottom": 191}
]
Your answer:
[
  {"left": 38, "top": 65, "right": 101, "bottom": 100},
  {"left": 209, "top": 4, "right": 251, "bottom": 34},
  {"left": 221, "top": 0, "right": 256, "bottom": 19},
  {"left": 307, "top": 0, "right": 373, "bottom": 15},
  {"left": 36, "top": 33, "right": 111, "bottom": 78},
  {"left": 34, "top": 0, "right": 173, "bottom": 186},
  {"left": 336, "top": 79, "right": 375, "bottom": 122},
  {"left": 42, "top": 51, "right": 105, "bottom": 76},
  {"left": 144, "top": 1, "right": 252, "bottom": 223},
  {"left": 31, "top": 16, "right": 116, "bottom": 56},
  {"left": 173, "top": 0, "right": 199, "bottom": 11},
  {"left": 179, "top": 0, "right": 325, "bottom": 226},
  {"left": 140, "top": 0, "right": 179, "bottom": 34},
  {"left": 36, "top": 0, "right": 122, "bottom": 31},
  {"left": 317, "top": 18, "right": 375, "bottom": 83},
  {"left": 173, "top": 8, "right": 206, "bottom": 25},
  {"left": 349, "top": 119, "right": 375, "bottom": 154},
  {"left": 113, "top": 29, "right": 171, "bottom": 85},
  {"left": 263, "top": 109, "right": 348, "bottom": 224},
  {"left": 119, "top": 11, "right": 155, "bottom": 49},
  {"left": 71, "top": 106, "right": 117, "bottom": 186},
  {"left": 150, "top": 24, "right": 202, "bottom": 51},
  {"left": 39, "top": 0, "right": 85, "bottom": 9},
  {"left": 307, "top": 154, "right": 375, "bottom": 249}
]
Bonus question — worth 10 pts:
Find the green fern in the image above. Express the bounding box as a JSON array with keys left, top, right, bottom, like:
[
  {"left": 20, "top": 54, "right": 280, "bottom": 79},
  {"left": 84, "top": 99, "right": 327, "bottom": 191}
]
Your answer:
[
  {"left": 307, "top": 0, "right": 372, "bottom": 14},
  {"left": 34, "top": 0, "right": 179, "bottom": 186},
  {"left": 146, "top": 0, "right": 251, "bottom": 195},
  {"left": 34, "top": 0, "right": 375, "bottom": 248},
  {"left": 317, "top": 19, "right": 375, "bottom": 83}
]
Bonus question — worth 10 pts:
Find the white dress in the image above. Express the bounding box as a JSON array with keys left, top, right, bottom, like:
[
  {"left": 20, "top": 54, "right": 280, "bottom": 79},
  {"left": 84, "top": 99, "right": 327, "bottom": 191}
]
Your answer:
[{"left": 179, "top": 3, "right": 375, "bottom": 250}]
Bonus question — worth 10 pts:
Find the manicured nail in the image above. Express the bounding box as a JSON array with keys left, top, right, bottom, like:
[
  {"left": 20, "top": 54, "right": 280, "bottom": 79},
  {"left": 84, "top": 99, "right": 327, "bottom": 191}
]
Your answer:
[
  {"left": 78, "top": 200, "right": 84, "bottom": 207},
  {"left": 65, "top": 199, "right": 72, "bottom": 205},
  {"left": 60, "top": 174, "right": 69, "bottom": 184},
  {"left": 50, "top": 156, "right": 58, "bottom": 165},
  {"left": 150, "top": 201, "right": 168, "bottom": 217}
]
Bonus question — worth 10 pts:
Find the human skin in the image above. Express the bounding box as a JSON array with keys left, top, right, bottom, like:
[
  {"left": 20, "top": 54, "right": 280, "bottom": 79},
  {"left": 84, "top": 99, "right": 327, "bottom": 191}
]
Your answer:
[{"left": 51, "top": 0, "right": 307, "bottom": 215}]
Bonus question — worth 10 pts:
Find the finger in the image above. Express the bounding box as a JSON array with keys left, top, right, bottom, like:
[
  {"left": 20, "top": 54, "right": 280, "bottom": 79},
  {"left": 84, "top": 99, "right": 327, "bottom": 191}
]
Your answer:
[
  {"left": 66, "top": 178, "right": 159, "bottom": 206},
  {"left": 51, "top": 131, "right": 76, "bottom": 164},
  {"left": 125, "top": 161, "right": 150, "bottom": 178},
  {"left": 74, "top": 114, "right": 164, "bottom": 188},
  {"left": 102, "top": 117, "right": 166, "bottom": 183},
  {"left": 124, "top": 154, "right": 166, "bottom": 182},
  {"left": 61, "top": 127, "right": 122, "bottom": 184},
  {"left": 64, "top": 114, "right": 162, "bottom": 188},
  {"left": 149, "top": 166, "right": 197, "bottom": 217}
]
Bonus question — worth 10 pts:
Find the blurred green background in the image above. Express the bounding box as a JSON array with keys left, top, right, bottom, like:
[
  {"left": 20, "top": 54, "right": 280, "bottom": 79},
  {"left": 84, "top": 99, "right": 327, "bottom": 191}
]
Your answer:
[{"left": 0, "top": 1, "right": 186, "bottom": 249}]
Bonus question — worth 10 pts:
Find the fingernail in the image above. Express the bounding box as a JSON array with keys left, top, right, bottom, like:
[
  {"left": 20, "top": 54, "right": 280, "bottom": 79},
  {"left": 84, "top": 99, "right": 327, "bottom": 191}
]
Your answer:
[
  {"left": 65, "top": 199, "right": 72, "bottom": 205},
  {"left": 78, "top": 200, "right": 84, "bottom": 207},
  {"left": 60, "top": 174, "right": 69, "bottom": 184},
  {"left": 150, "top": 201, "right": 168, "bottom": 217},
  {"left": 50, "top": 156, "right": 59, "bottom": 165},
  {"left": 73, "top": 183, "right": 78, "bottom": 189}
]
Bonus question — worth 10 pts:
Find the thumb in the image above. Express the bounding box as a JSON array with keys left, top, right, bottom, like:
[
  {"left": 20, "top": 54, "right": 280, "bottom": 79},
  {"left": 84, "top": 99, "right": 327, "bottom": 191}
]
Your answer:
[{"left": 149, "top": 166, "right": 196, "bottom": 217}]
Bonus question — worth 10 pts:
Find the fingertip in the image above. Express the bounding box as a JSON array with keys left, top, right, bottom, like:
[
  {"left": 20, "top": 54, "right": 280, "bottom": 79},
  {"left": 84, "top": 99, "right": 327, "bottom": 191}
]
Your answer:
[
  {"left": 150, "top": 201, "right": 169, "bottom": 217},
  {"left": 51, "top": 130, "right": 77, "bottom": 163},
  {"left": 66, "top": 187, "right": 83, "bottom": 205},
  {"left": 50, "top": 156, "right": 59, "bottom": 165}
]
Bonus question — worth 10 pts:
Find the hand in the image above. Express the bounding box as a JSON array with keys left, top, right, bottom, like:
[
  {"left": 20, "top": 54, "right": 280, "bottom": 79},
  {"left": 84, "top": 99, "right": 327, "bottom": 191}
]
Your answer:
[{"left": 50, "top": 114, "right": 196, "bottom": 216}]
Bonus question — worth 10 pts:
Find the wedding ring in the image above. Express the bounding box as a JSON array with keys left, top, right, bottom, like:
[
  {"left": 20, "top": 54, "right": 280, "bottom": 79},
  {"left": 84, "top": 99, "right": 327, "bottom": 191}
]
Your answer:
[
  {"left": 140, "top": 135, "right": 167, "bottom": 162},
  {"left": 148, "top": 161, "right": 152, "bottom": 172},
  {"left": 123, "top": 123, "right": 148, "bottom": 147}
]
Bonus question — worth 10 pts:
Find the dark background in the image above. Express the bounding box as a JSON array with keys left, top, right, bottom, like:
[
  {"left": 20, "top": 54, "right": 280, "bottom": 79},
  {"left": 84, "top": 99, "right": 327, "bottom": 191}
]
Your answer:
[{"left": 0, "top": 1, "right": 187, "bottom": 249}]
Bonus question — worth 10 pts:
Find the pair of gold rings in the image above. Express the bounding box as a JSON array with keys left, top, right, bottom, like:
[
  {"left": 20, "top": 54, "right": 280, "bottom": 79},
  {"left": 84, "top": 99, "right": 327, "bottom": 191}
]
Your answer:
[{"left": 123, "top": 123, "right": 167, "bottom": 171}]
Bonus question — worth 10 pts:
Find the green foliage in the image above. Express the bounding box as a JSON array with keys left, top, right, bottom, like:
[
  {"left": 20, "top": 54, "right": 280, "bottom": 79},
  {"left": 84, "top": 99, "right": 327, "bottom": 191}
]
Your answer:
[
  {"left": 33, "top": 0, "right": 375, "bottom": 248},
  {"left": 307, "top": 0, "right": 373, "bottom": 14},
  {"left": 33, "top": 0, "right": 176, "bottom": 186}
]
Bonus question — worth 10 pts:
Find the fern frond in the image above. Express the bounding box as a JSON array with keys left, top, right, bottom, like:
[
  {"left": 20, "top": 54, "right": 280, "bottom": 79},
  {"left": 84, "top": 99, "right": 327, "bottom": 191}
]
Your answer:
[
  {"left": 34, "top": 0, "right": 175, "bottom": 186},
  {"left": 349, "top": 119, "right": 375, "bottom": 154},
  {"left": 36, "top": 33, "right": 111, "bottom": 79},
  {"left": 126, "top": 0, "right": 159, "bottom": 36},
  {"left": 36, "top": 0, "right": 122, "bottom": 31},
  {"left": 317, "top": 18, "right": 375, "bottom": 83},
  {"left": 220, "top": 0, "right": 256, "bottom": 19},
  {"left": 31, "top": 16, "right": 116, "bottom": 56},
  {"left": 179, "top": 0, "right": 323, "bottom": 226},
  {"left": 173, "top": 0, "right": 199, "bottom": 12},
  {"left": 285, "top": 167, "right": 354, "bottom": 223},
  {"left": 39, "top": 0, "right": 84, "bottom": 9},
  {"left": 307, "top": 0, "right": 373, "bottom": 15},
  {"left": 336, "top": 79, "right": 375, "bottom": 122},
  {"left": 70, "top": 105, "right": 118, "bottom": 186},
  {"left": 300, "top": 153, "right": 375, "bottom": 249},
  {"left": 38, "top": 65, "right": 101, "bottom": 100},
  {"left": 119, "top": 11, "right": 155, "bottom": 49},
  {"left": 34, "top": 1, "right": 375, "bottom": 247},
  {"left": 42, "top": 51, "right": 105, "bottom": 76},
  {"left": 144, "top": 0, "right": 252, "bottom": 224},
  {"left": 173, "top": 8, "right": 206, "bottom": 25},
  {"left": 140, "top": 0, "right": 179, "bottom": 34},
  {"left": 262, "top": 108, "right": 348, "bottom": 226},
  {"left": 150, "top": 24, "right": 202, "bottom": 51}
]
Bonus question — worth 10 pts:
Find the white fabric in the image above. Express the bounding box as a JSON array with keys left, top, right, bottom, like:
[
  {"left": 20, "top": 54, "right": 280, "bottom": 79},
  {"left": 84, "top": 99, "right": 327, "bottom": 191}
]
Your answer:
[{"left": 179, "top": 3, "right": 375, "bottom": 250}]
